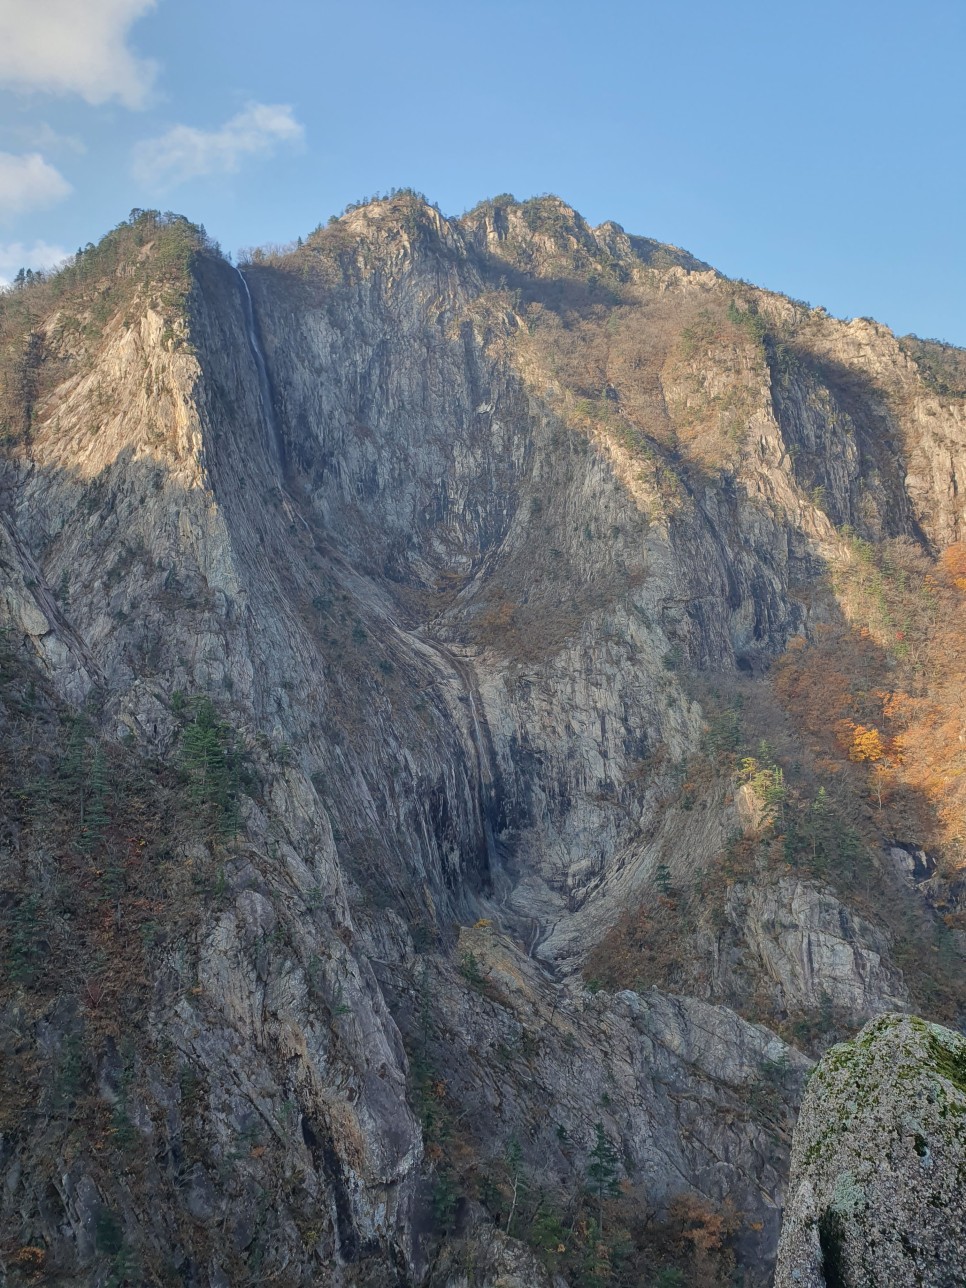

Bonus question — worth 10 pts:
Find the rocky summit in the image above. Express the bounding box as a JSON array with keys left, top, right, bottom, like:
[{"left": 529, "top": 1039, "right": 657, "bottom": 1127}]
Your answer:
[{"left": 0, "top": 191, "right": 964, "bottom": 1286}]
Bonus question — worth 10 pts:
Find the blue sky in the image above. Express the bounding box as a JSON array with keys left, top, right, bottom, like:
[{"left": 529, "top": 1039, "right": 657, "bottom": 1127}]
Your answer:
[{"left": 0, "top": 0, "right": 963, "bottom": 344}]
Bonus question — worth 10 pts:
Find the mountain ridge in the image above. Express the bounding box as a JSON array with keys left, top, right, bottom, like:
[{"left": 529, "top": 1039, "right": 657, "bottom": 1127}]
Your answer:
[{"left": 1, "top": 191, "right": 964, "bottom": 1286}]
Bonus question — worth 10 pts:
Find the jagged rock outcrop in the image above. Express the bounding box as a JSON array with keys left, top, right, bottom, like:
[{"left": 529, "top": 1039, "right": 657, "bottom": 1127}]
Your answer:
[
  {"left": 717, "top": 878, "right": 909, "bottom": 1017},
  {"left": 775, "top": 1013, "right": 966, "bottom": 1287},
  {"left": 1, "top": 195, "right": 964, "bottom": 1286},
  {"left": 429, "top": 1227, "right": 563, "bottom": 1287}
]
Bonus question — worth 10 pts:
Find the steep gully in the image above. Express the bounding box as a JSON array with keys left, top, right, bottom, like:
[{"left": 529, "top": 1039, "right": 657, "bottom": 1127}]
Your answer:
[
  {"left": 234, "top": 264, "right": 310, "bottom": 537},
  {"left": 236, "top": 268, "right": 526, "bottom": 948},
  {"left": 234, "top": 265, "right": 286, "bottom": 475}
]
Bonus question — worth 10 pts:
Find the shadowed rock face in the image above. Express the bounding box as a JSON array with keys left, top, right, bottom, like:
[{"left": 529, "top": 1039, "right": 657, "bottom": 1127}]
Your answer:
[
  {"left": 1, "top": 196, "right": 965, "bottom": 1285},
  {"left": 775, "top": 1013, "right": 966, "bottom": 1287}
]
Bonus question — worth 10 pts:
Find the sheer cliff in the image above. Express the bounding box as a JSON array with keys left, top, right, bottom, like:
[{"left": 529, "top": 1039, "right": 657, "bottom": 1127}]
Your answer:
[{"left": 1, "top": 194, "right": 964, "bottom": 1287}]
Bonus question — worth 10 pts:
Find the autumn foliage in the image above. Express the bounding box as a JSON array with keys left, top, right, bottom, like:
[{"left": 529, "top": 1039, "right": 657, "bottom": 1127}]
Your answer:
[
  {"left": 772, "top": 536, "right": 966, "bottom": 874},
  {"left": 586, "top": 531, "right": 966, "bottom": 1042},
  {"left": 939, "top": 541, "right": 966, "bottom": 591}
]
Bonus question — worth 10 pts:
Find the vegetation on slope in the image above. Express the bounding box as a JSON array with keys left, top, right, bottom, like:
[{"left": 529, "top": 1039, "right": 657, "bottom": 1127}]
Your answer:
[
  {"left": 403, "top": 949, "right": 748, "bottom": 1288},
  {"left": 899, "top": 334, "right": 966, "bottom": 398},
  {"left": 586, "top": 536, "right": 966, "bottom": 1050},
  {"left": 0, "top": 630, "right": 252, "bottom": 1285},
  {"left": 0, "top": 210, "right": 216, "bottom": 450}
]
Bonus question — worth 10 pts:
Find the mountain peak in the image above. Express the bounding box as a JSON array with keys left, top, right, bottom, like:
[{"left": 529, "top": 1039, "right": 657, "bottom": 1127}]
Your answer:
[{"left": 2, "top": 185, "right": 966, "bottom": 1288}]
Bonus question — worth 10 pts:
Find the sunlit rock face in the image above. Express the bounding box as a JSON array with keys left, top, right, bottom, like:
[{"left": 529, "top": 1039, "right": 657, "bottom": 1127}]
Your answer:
[{"left": 1, "top": 195, "right": 964, "bottom": 1286}]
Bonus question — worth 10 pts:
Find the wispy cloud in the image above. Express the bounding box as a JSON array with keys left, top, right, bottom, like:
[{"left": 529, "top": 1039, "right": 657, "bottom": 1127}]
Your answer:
[
  {"left": 133, "top": 103, "right": 304, "bottom": 190},
  {"left": 0, "top": 152, "right": 72, "bottom": 217},
  {"left": 0, "top": 121, "right": 87, "bottom": 156},
  {"left": 0, "top": 0, "right": 158, "bottom": 109},
  {"left": 0, "top": 239, "right": 71, "bottom": 286}
]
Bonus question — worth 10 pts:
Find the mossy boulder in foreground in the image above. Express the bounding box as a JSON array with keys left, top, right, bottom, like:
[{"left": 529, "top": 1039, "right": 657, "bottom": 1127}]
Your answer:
[{"left": 776, "top": 1012, "right": 966, "bottom": 1286}]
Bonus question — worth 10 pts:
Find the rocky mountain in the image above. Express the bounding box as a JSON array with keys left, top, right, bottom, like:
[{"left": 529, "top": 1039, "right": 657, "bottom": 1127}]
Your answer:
[{"left": 1, "top": 192, "right": 964, "bottom": 1286}]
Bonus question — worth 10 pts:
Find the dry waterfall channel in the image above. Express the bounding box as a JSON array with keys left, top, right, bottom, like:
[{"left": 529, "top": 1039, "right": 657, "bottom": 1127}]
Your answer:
[{"left": 234, "top": 263, "right": 287, "bottom": 474}]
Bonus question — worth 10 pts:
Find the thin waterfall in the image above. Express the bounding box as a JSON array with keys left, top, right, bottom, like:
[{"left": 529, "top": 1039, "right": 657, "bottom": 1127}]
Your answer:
[
  {"left": 234, "top": 266, "right": 286, "bottom": 473},
  {"left": 465, "top": 680, "right": 500, "bottom": 877},
  {"left": 453, "top": 657, "right": 510, "bottom": 902}
]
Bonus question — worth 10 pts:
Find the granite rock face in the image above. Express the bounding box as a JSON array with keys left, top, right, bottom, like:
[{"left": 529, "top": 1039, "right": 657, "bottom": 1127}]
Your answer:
[
  {"left": 775, "top": 1013, "right": 966, "bottom": 1287},
  {"left": 1, "top": 196, "right": 965, "bottom": 1285},
  {"left": 719, "top": 878, "right": 909, "bottom": 1018}
]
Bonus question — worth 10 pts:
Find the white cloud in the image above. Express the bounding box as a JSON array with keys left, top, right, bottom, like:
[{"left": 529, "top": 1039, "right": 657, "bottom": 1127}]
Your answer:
[
  {"left": 0, "top": 151, "right": 72, "bottom": 216},
  {"left": 0, "top": 0, "right": 158, "bottom": 108},
  {"left": 1, "top": 121, "right": 87, "bottom": 155},
  {"left": 133, "top": 102, "right": 304, "bottom": 189},
  {"left": 0, "top": 239, "right": 71, "bottom": 285}
]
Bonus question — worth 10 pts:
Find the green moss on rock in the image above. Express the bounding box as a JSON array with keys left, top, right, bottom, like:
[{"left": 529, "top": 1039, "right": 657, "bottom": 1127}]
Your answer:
[{"left": 776, "top": 1013, "right": 966, "bottom": 1287}]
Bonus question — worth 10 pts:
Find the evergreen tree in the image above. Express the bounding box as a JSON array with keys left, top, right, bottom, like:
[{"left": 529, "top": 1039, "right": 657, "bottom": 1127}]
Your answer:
[
  {"left": 79, "top": 744, "right": 109, "bottom": 855},
  {"left": 587, "top": 1121, "right": 621, "bottom": 1230},
  {"left": 179, "top": 697, "right": 240, "bottom": 833},
  {"left": 60, "top": 714, "right": 90, "bottom": 834}
]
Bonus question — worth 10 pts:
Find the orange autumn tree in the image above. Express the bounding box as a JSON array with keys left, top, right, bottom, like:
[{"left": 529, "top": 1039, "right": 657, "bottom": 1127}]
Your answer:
[
  {"left": 939, "top": 542, "right": 966, "bottom": 592},
  {"left": 771, "top": 629, "right": 853, "bottom": 755},
  {"left": 844, "top": 724, "right": 887, "bottom": 763},
  {"left": 836, "top": 721, "right": 905, "bottom": 809}
]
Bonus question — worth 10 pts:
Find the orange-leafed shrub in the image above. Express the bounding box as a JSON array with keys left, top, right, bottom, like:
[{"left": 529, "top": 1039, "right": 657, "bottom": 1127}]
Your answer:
[{"left": 939, "top": 542, "right": 966, "bottom": 591}]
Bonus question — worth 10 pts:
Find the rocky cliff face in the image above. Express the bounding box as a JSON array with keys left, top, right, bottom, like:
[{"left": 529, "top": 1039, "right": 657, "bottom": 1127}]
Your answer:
[
  {"left": 1, "top": 195, "right": 964, "bottom": 1286},
  {"left": 775, "top": 1012, "right": 966, "bottom": 1286}
]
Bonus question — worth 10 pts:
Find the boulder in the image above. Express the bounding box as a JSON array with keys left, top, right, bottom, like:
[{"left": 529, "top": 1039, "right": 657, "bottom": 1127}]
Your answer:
[{"left": 776, "top": 1012, "right": 966, "bottom": 1286}]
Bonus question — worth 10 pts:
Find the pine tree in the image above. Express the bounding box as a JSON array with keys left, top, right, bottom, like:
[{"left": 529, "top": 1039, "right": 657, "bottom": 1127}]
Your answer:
[
  {"left": 79, "top": 744, "right": 109, "bottom": 855},
  {"left": 60, "top": 715, "right": 89, "bottom": 835},
  {"left": 179, "top": 697, "right": 240, "bottom": 833},
  {"left": 587, "top": 1121, "right": 620, "bottom": 1230}
]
